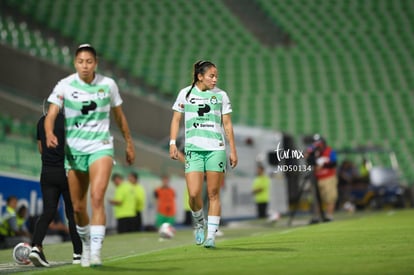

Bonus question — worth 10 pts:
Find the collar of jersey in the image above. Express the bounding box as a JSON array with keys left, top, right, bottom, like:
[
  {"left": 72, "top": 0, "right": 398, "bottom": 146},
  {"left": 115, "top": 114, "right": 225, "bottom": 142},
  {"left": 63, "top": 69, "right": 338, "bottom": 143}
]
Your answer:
[
  {"left": 192, "top": 85, "right": 211, "bottom": 95},
  {"left": 75, "top": 73, "right": 98, "bottom": 86}
]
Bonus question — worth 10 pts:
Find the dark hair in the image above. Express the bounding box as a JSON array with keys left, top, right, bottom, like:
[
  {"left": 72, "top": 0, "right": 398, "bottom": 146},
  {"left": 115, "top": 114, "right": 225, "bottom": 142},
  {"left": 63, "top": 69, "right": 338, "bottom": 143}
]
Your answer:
[
  {"left": 257, "top": 163, "right": 265, "bottom": 170},
  {"left": 185, "top": 60, "right": 216, "bottom": 100},
  {"left": 129, "top": 171, "right": 139, "bottom": 180},
  {"left": 75, "top": 44, "right": 97, "bottom": 58},
  {"left": 6, "top": 196, "right": 17, "bottom": 204},
  {"left": 111, "top": 173, "right": 123, "bottom": 182},
  {"left": 17, "top": 205, "right": 27, "bottom": 216}
]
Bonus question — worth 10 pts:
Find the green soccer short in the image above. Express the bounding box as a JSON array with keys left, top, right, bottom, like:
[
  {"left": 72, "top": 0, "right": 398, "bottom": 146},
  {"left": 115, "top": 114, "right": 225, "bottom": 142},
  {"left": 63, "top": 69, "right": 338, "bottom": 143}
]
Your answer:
[
  {"left": 65, "top": 149, "right": 114, "bottom": 172},
  {"left": 184, "top": 150, "right": 227, "bottom": 173}
]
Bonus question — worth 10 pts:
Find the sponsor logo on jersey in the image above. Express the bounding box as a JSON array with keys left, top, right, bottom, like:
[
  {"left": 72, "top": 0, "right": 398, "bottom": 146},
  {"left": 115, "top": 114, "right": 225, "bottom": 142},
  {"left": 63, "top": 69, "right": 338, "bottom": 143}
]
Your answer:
[
  {"left": 197, "top": 104, "right": 210, "bottom": 116},
  {"left": 189, "top": 97, "right": 209, "bottom": 104},
  {"left": 193, "top": 122, "right": 214, "bottom": 129},
  {"left": 81, "top": 101, "right": 97, "bottom": 115}
]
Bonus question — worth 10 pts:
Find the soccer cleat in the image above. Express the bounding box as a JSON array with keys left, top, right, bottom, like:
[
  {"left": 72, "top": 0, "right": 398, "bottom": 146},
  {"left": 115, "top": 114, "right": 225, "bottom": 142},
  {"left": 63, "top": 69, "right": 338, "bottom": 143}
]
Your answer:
[
  {"left": 80, "top": 244, "right": 90, "bottom": 267},
  {"left": 90, "top": 254, "right": 102, "bottom": 267},
  {"left": 194, "top": 223, "right": 205, "bottom": 245},
  {"left": 72, "top": 253, "right": 81, "bottom": 264},
  {"left": 204, "top": 238, "right": 216, "bottom": 248},
  {"left": 29, "top": 246, "right": 50, "bottom": 267}
]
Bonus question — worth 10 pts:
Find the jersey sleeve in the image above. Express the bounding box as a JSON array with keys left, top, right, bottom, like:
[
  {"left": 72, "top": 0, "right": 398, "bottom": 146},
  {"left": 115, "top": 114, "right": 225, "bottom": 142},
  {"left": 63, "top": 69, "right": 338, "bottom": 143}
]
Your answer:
[
  {"left": 47, "top": 80, "right": 65, "bottom": 108},
  {"left": 172, "top": 89, "right": 187, "bottom": 113},
  {"left": 109, "top": 79, "right": 123, "bottom": 107},
  {"left": 221, "top": 92, "right": 232, "bottom": 115}
]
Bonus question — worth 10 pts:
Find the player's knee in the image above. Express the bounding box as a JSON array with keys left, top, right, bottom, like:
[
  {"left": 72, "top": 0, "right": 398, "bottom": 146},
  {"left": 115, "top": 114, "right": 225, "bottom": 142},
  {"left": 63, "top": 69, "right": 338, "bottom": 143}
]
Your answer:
[
  {"left": 71, "top": 201, "right": 87, "bottom": 215},
  {"left": 207, "top": 191, "right": 219, "bottom": 201},
  {"left": 90, "top": 192, "right": 105, "bottom": 209}
]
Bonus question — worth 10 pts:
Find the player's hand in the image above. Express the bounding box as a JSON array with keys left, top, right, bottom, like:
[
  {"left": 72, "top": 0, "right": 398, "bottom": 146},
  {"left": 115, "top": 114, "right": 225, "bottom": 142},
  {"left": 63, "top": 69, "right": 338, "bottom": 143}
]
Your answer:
[
  {"left": 170, "top": 144, "right": 178, "bottom": 160},
  {"left": 126, "top": 142, "right": 135, "bottom": 165},
  {"left": 229, "top": 152, "right": 238, "bottom": 168},
  {"left": 46, "top": 134, "right": 58, "bottom": 148}
]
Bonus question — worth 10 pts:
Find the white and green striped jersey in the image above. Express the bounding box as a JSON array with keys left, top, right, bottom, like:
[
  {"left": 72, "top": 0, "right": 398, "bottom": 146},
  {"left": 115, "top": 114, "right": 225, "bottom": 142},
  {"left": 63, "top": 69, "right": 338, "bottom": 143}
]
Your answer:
[
  {"left": 47, "top": 73, "right": 123, "bottom": 155},
  {"left": 172, "top": 85, "right": 232, "bottom": 151}
]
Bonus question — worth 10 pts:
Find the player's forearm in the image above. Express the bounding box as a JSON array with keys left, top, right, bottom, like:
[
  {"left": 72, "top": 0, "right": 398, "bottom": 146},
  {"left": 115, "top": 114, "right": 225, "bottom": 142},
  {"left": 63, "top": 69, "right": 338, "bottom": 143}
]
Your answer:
[
  {"left": 120, "top": 121, "right": 133, "bottom": 145},
  {"left": 44, "top": 117, "right": 54, "bottom": 138},
  {"left": 44, "top": 106, "right": 58, "bottom": 137},
  {"left": 223, "top": 116, "right": 237, "bottom": 154},
  {"left": 169, "top": 112, "right": 181, "bottom": 141},
  {"left": 114, "top": 110, "right": 133, "bottom": 144}
]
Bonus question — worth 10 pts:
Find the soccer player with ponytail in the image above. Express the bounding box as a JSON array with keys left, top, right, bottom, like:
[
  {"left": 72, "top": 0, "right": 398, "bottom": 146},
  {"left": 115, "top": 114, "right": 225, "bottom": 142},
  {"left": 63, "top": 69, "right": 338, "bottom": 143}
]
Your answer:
[{"left": 169, "top": 61, "right": 238, "bottom": 248}]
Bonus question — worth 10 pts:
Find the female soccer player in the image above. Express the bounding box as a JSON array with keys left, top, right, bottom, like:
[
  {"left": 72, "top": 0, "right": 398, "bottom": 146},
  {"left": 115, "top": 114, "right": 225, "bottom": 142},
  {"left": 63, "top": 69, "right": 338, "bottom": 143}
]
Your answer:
[
  {"left": 44, "top": 44, "right": 135, "bottom": 267},
  {"left": 169, "top": 60, "right": 238, "bottom": 248}
]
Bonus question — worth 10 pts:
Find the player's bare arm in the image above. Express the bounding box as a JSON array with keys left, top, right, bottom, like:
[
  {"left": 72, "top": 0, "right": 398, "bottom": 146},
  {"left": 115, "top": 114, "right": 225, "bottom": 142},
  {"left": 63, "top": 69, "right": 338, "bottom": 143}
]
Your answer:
[
  {"left": 44, "top": 103, "right": 59, "bottom": 148},
  {"left": 223, "top": 114, "right": 238, "bottom": 168},
  {"left": 112, "top": 106, "right": 135, "bottom": 165},
  {"left": 169, "top": 111, "right": 182, "bottom": 160}
]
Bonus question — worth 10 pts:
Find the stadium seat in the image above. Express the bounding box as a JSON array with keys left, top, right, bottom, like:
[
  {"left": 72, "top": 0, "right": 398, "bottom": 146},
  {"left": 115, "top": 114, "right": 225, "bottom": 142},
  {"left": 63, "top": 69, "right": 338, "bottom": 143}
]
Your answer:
[{"left": 1, "top": 0, "right": 414, "bottom": 183}]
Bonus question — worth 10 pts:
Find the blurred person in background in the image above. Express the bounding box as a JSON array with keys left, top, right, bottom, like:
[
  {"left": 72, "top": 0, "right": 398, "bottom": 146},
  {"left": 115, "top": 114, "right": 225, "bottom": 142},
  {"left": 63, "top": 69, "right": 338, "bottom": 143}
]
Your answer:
[
  {"left": 358, "top": 158, "right": 371, "bottom": 183},
  {"left": 108, "top": 173, "right": 136, "bottom": 233},
  {"left": 0, "top": 196, "right": 31, "bottom": 249},
  {"left": 29, "top": 110, "right": 81, "bottom": 267},
  {"left": 154, "top": 174, "right": 176, "bottom": 228},
  {"left": 169, "top": 60, "right": 238, "bottom": 248},
  {"left": 310, "top": 135, "right": 338, "bottom": 223},
  {"left": 16, "top": 205, "right": 30, "bottom": 237},
  {"left": 128, "top": 172, "right": 146, "bottom": 232},
  {"left": 337, "top": 159, "right": 358, "bottom": 209},
  {"left": 251, "top": 164, "right": 271, "bottom": 218},
  {"left": 44, "top": 44, "right": 135, "bottom": 267}
]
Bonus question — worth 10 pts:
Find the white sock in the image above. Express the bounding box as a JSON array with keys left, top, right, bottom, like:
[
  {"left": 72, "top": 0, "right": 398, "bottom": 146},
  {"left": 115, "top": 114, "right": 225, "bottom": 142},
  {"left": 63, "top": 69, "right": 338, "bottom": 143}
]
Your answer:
[
  {"left": 90, "top": 225, "right": 105, "bottom": 257},
  {"left": 76, "top": 225, "right": 90, "bottom": 246},
  {"left": 207, "top": 216, "right": 220, "bottom": 240},
  {"left": 192, "top": 209, "right": 205, "bottom": 226}
]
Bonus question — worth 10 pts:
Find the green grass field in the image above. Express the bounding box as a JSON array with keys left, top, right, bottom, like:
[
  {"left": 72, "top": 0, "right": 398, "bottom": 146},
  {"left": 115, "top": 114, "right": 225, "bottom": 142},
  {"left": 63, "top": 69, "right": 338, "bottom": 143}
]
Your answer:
[{"left": 1, "top": 210, "right": 413, "bottom": 274}]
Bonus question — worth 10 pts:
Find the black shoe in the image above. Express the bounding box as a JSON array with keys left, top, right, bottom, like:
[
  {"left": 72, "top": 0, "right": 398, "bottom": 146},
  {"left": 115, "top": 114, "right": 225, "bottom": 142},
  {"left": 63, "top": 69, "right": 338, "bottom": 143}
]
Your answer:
[
  {"left": 29, "top": 246, "right": 50, "bottom": 267},
  {"left": 309, "top": 218, "right": 320, "bottom": 225},
  {"left": 323, "top": 217, "right": 333, "bottom": 222},
  {"left": 73, "top": 253, "right": 82, "bottom": 264}
]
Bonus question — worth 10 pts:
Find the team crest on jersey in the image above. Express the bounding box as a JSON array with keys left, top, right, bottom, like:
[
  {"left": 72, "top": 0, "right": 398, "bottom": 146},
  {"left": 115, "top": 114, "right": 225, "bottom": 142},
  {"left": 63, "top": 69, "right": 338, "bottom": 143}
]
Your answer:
[
  {"left": 97, "top": 89, "right": 106, "bottom": 99},
  {"left": 210, "top": 96, "right": 218, "bottom": 105}
]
